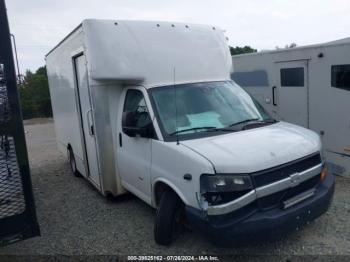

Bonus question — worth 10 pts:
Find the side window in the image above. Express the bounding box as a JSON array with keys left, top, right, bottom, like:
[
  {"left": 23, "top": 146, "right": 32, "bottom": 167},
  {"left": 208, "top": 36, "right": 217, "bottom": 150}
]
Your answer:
[
  {"left": 331, "top": 64, "right": 350, "bottom": 91},
  {"left": 123, "top": 89, "right": 152, "bottom": 129},
  {"left": 231, "top": 70, "right": 269, "bottom": 87},
  {"left": 280, "top": 67, "right": 304, "bottom": 87}
]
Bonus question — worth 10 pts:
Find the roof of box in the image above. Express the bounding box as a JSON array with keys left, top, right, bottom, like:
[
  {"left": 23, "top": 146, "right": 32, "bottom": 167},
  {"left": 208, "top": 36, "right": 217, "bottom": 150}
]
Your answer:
[
  {"left": 232, "top": 36, "right": 350, "bottom": 59},
  {"left": 80, "top": 19, "right": 232, "bottom": 87}
]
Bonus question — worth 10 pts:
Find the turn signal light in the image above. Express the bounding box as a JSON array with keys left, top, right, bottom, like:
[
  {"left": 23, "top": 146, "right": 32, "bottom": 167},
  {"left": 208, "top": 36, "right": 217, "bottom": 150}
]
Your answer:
[{"left": 320, "top": 167, "right": 327, "bottom": 181}]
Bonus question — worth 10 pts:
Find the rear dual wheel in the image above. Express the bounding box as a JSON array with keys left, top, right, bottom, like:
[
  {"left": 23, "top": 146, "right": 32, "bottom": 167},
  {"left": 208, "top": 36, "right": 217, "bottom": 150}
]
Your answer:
[{"left": 68, "top": 147, "right": 80, "bottom": 177}]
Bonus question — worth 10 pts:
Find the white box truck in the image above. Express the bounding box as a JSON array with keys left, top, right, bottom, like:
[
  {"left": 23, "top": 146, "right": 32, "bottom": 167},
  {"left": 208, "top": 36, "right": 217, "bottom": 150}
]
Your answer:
[
  {"left": 232, "top": 38, "right": 350, "bottom": 178},
  {"left": 46, "top": 19, "right": 334, "bottom": 245}
]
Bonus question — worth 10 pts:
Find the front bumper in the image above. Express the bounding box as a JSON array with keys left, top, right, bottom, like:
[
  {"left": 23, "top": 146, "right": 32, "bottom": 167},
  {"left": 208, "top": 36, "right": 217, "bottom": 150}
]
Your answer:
[{"left": 186, "top": 173, "right": 335, "bottom": 245}]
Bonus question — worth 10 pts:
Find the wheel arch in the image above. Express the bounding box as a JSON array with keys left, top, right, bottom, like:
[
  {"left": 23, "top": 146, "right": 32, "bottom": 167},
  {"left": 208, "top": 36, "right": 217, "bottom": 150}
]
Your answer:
[{"left": 152, "top": 178, "right": 189, "bottom": 208}]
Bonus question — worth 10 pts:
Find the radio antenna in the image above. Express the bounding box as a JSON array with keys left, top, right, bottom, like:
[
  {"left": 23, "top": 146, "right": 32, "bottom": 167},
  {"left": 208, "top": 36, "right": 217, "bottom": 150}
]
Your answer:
[{"left": 173, "top": 67, "right": 179, "bottom": 145}]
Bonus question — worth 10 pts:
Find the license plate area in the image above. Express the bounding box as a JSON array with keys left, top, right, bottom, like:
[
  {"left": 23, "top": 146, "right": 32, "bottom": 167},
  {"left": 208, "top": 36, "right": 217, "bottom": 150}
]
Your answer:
[{"left": 282, "top": 188, "right": 315, "bottom": 209}]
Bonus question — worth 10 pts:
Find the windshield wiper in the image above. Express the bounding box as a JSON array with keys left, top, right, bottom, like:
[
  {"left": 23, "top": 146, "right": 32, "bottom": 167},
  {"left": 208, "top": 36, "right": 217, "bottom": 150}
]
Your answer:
[
  {"left": 229, "top": 118, "right": 278, "bottom": 130},
  {"left": 228, "top": 118, "right": 260, "bottom": 128},
  {"left": 169, "top": 126, "right": 218, "bottom": 136},
  {"left": 169, "top": 118, "right": 277, "bottom": 136},
  {"left": 263, "top": 118, "right": 278, "bottom": 123}
]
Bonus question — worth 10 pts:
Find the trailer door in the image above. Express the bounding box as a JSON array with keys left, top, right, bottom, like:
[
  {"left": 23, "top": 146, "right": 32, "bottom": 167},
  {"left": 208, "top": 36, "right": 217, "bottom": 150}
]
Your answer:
[
  {"left": 73, "top": 54, "right": 101, "bottom": 188},
  {"left": 274, "top": 60, "right": 309, "bottom": 127}
]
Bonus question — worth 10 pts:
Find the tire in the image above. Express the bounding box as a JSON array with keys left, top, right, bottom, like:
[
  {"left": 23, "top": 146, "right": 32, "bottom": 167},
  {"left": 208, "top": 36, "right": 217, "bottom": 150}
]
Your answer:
[
  {"left": 154, "top": 189, "right": 184, "bottom": 245},
  {"left": 68, "top": 148, "right": 80, "bottom": 177}
]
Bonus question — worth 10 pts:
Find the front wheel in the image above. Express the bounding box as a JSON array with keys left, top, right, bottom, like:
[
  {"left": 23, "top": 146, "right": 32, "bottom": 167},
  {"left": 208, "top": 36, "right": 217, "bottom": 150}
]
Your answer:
[{"left": 154, "top": 189, "right": 184, "bottom": 245}]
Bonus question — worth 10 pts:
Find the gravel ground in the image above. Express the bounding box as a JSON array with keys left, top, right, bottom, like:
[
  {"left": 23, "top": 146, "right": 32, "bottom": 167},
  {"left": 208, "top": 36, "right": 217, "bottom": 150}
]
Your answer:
[{"left": 0, "top": 119, "right": 349, "bottom": 256}]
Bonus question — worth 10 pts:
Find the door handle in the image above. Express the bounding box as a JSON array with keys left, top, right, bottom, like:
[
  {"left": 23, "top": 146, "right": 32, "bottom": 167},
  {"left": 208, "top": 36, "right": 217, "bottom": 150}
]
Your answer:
[
  {"left": 86, "top": 109, "right": 94, "bottom": 136},
  {"left": 119, "top": 133, "right": 122, "bottom": 147},
  {"left": 272, "top": 86, "right": 277, "bottom": 106}
]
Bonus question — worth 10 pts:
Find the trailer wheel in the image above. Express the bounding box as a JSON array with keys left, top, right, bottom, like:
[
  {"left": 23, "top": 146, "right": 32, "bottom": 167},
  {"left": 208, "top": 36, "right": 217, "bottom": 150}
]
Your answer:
[
  {"left": 154, "top": 189, "right": 184, "bottom": 245},
  {"left": 68, "top": 148, "right": 80, "bottom": 177}
]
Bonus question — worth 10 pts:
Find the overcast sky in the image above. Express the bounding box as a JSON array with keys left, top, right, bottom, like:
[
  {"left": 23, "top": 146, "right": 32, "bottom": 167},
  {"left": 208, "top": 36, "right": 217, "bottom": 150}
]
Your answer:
[{"left": 6, "top": 0, "right": 350, "bottom": 73}]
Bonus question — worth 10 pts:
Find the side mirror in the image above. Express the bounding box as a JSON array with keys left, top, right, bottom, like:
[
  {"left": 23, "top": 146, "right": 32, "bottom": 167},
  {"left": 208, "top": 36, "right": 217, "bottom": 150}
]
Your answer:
[
  {"left": 123, "top": 126, "right": 150, "bottom": 138},
  {"left": 0, "top": 64, "right": 5, "bottom": 84},
  {"left": 122, "top": 111, "right": 154, "bottom": 138}
]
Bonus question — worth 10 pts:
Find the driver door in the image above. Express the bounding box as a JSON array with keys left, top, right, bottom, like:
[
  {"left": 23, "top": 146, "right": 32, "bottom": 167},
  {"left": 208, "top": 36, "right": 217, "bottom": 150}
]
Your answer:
[{"left": 116, "top": 87, "right": 154, "bottom": 204}]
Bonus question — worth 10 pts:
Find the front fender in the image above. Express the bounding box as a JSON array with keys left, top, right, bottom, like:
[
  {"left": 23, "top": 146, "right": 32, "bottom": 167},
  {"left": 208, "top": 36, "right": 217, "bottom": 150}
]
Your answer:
[
  {"left": 151, "top": 140, "right": 214, "bottom": 209},
  {"left": 152, "top": 178, "right": 189, "bottom": 207}
]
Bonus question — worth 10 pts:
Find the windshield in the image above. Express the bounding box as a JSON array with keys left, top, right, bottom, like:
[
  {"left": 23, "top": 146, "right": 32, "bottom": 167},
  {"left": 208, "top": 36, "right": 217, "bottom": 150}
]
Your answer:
[{"left": 149, "top": 81, "right": 272, "bottom": 140}]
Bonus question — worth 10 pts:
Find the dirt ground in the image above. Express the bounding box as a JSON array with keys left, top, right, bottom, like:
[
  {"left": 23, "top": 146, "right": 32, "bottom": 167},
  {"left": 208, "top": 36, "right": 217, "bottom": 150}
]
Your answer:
[{"left": 0, "top": 119, "right": 349, "bottom": 256}]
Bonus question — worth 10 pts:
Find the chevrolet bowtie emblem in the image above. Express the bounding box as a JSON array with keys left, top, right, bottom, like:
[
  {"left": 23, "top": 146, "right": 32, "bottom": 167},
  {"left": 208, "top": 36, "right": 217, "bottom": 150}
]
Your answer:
[{"left": 290, "top": 173, "right": 301, "bottom": 187}]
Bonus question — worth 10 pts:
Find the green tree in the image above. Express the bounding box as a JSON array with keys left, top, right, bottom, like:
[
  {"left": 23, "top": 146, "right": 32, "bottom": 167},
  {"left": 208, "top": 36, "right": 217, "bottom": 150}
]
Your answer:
[
  {"left": 18, "top": 66, "right": 52, "bottom": 119},
  {"left": 229, "top": 45, "right": 257, "bottom": 56}
]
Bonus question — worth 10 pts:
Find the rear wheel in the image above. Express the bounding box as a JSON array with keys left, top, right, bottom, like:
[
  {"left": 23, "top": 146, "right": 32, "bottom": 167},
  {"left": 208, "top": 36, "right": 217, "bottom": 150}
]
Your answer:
[
  {"left": 154, "top": 189, "right": 184, "bottom": 245},
  {"left": 68, "top": 147, "right": 80, "bottom": 177}
]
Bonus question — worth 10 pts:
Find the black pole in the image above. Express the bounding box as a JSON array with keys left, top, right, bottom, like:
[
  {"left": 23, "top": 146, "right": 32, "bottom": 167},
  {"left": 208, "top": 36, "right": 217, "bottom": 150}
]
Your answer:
[
  {"left": 0, "top": 0, "right": 40, "bottom": 245},
  {"left": 10, "top": 34, "right": 21, "bottom": 82}
]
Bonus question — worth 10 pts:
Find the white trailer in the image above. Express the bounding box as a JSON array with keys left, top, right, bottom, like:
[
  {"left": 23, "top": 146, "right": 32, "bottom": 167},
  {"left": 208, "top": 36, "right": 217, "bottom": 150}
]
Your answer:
[
  {"left": 46, "top": 19, "right": 334, "bottom": 245},
  {"left": 232, "top": 39, "right": 350, "bottom": 177}
]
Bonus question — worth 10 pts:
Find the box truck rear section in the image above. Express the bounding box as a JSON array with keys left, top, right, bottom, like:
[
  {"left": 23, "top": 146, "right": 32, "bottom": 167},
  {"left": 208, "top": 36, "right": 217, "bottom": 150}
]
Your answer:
[
  {"left": 45, "top": 24, "right": 125, "bottom": 197},
  {"left": 232, "top": 42, "right": 350, "bottom": 177}
]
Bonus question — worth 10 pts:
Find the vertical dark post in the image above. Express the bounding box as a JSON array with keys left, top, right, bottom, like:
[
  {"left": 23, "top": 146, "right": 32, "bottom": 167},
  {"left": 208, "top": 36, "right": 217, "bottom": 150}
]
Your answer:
[{"left": 0, "top": 0, "right": 40, "bottom": 245}]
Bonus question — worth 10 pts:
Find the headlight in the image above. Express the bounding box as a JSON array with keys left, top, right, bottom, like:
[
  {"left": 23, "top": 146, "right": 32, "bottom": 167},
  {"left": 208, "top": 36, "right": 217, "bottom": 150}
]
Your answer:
[{"left": 200, "top": 174, "right": 253, "bottom": 193}]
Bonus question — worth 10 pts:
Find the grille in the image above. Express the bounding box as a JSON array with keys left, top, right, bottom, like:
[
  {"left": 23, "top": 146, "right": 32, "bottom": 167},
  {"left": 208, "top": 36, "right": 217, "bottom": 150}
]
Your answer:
[
  {"left": 252, "top": 153, "right": 321, "bottom": 188},
  {"left": 282, "top": 174, "right": 321, "bottom": 201},
  {"left": 257, "top": 174, "right": 321, "bottom": 210},
  {"left": 0, "top": 85, "right": 11, "bottom": 124},
  {"left": 0, "top": 135, "right": 25, "bottom": 219}
]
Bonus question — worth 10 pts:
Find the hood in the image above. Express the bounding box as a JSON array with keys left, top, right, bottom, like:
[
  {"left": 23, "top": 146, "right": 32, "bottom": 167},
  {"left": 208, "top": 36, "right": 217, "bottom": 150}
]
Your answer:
[{"left": 180, "top": 122, "right": 321, "bottom": 173}]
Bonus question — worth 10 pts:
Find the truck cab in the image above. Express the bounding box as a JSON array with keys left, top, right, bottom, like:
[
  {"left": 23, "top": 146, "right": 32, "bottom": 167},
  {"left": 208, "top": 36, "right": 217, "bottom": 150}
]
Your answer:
[
  {"left": 46, "top": 19, "right": 334, "bottom": 246},
  {"left": 118, "top": 80, "right": 334, "bottom": 245}
]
